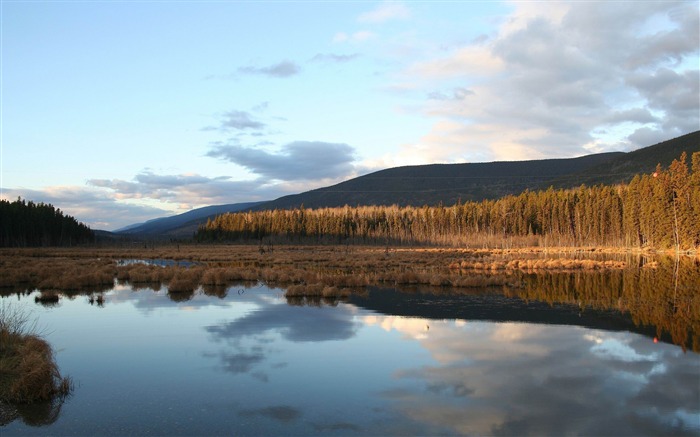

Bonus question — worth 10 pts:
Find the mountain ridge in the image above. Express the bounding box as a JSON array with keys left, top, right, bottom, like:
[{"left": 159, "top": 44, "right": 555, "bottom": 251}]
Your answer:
[
  {"left": 113, "top": 130, "right": 699, "bottom": 237},
  {"left": 114, "top": 201, "right": 266, "bottom": 237},
  {"left": 253, "top": 130, "right": 699, "bottom": 211},
  {"left": 252, "top": 152, "right": 622, "bottom": 210}
]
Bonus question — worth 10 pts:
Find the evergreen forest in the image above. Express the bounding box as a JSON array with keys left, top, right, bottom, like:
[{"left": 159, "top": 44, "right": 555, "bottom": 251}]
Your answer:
[
  {"left": 0, "top": 198, "right": 95, "bottom": 247},
  {"left": 197, "top": 152, "right": 700, "bottom": 250}
]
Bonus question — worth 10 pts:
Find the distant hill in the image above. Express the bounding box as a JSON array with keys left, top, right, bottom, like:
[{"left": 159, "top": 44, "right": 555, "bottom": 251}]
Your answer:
[
  {"left": 127, "top": 131, "right": 698, "bottom": 239},
  {"left": 545, "top": 130, "right": 700, "bottom": 188},
  {"left": 114, "top": 202, "right": 266, "bottom": 237},
  {"left": 254, "top": 131, "right": 698, "bottom": 211},
  {"left": 253, "top": 152, "right": 623, "bottom": 210}
]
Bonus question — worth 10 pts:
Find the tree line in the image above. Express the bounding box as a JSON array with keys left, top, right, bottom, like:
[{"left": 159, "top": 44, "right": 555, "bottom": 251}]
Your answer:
[
  {"left": 198, "top": 152, "right": 699, "bottom": 250},
  {"left": 0, "top": 198, "right": 95, "bottom": 247}
]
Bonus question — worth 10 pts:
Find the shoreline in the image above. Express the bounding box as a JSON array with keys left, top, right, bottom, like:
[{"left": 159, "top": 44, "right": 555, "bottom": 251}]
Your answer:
[{"left": 0, "top": 244, "right": 696, "bottom": 295}]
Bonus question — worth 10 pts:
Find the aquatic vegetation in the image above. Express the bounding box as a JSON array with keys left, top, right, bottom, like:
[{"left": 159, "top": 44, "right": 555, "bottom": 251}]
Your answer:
[{"left": 0, "top": 303, "right": 72, "bottom": 405}]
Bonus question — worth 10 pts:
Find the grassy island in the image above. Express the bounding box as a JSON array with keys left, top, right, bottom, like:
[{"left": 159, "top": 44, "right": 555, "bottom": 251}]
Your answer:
[{"left": 0, "top": 304, "right": 71, "bottom": 408}]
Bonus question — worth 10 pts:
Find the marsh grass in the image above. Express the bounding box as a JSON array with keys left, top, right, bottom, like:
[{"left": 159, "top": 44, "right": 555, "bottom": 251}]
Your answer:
[
  {"left": 0, "top": 245, "right": 673, "bottom": 300},
  {"left": 0, "top": 245, "right": 695, "bottom": 307},
  {"left": 451, "top": 258, "right": 628, "bottom": 272},
  {"left": 0, "top": 303, "right": 72, "bottom": 405},
  {"left": 0, "top": 244, "right": 698, "bottom": 351}
]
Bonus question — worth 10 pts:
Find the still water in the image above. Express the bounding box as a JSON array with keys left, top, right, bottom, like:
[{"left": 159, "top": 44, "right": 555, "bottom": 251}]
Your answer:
[{"left": 2, "top": 284, "right": 699, "bottom": 436}]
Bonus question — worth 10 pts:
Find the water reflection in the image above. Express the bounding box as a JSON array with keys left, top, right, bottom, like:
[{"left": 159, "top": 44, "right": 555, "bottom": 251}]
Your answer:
[
  {"left": 0, "top": 398, "right": 67, "bottom": 428},
  {"left": 513, "top": 256, "right": 700, "bottom": 351},
  {"left": 116, "top": 258, "right": 199, "bottom": 268},
  {"left": 365, "top": 315, "right": 698, "bottom": 436},
  {"left": 203, "top": 296, "right": 360, "bottom": 382},
  {"left": 238, "top": 405, "right": 302, "bottom": 423},
  {"left": 2, "top": 276, "right": 698, "bottom": 435},
  {"left": 206, "top": 300, "right": 359, "bottom": 343}
]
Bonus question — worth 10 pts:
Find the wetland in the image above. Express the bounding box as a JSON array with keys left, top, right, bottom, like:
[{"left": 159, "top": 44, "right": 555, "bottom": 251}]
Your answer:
[{"left": 1, "top": 245, "right": 698, "bottom": 435}]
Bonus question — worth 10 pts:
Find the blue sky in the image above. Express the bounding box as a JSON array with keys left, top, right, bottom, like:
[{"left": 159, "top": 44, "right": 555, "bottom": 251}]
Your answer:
[{"left": 2, "top": 1, "right": 698, "bottom": 230}]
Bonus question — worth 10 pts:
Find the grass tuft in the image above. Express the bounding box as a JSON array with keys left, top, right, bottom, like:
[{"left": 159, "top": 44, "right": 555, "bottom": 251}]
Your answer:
[{"left": 0, "top": 303, "right": 72, "bottom": 405}]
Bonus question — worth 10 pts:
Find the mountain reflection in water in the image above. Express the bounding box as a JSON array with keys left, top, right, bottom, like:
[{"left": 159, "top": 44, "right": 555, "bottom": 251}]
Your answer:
[{"left": 1, "top": 263, "right": 698, "bottom": 435}]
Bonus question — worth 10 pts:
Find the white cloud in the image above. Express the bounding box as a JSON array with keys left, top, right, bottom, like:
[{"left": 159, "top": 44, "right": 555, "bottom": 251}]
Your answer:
[
  {"left": 407, "top": 45, "right": 504, "bottom": 79},
  {"left": 393, "top": 0, "right": 699, "bottom": 162},
  {"left": 333, "top": 31, "right": 375, "bottom": 44},
  {"left": 88, "top": 171, "right": 283, "bottom": 207},
  {"left": 358, "top": 1, "right": 411, "bottom": 24},
  {"left": 206, "top": 141, "right": 357, "bottom": 181},
  {"left": 310, "top": 53, "right": 360, "bottom": 63}
]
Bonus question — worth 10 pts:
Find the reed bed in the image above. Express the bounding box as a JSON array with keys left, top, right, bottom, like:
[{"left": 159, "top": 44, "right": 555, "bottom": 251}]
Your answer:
[
  {"left": 1, "top": 244, "right": 697, "bottom": 351},
  {"left": 0, "top": 244, "right": 690, "bottom": 300},
  {"left": 0, "top": 303, "right": 72, "bottom": 404},
  {"left": 450, "top": 258, "right": 627, "bottom": 272}
]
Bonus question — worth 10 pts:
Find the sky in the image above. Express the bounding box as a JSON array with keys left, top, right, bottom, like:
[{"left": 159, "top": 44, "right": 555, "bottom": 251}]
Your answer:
[{"left": 1, "top": 0, "right": 699, "bottom": 231}]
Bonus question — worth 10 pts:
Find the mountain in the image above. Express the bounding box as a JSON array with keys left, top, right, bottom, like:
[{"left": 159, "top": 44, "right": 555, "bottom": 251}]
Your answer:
[
  {"left": 549, "top": 130, "right": 700, "bottom": 188},
  {"left": 120, "top": 131, "right": 698, "bottom": 238},
  {"left": 253, "top": 131, "right": 698, "bottom": 211},
  {"left": 253, "top": 152, "right": 623, "bottom": 210},
  {"left": 115, "top": 202, "right": 266, "bottom": 237}
]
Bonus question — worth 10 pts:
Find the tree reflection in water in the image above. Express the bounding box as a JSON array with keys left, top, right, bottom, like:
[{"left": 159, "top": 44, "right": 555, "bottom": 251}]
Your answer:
[{"left": 512, "top": 256, "right": 699, "bottom": 352}]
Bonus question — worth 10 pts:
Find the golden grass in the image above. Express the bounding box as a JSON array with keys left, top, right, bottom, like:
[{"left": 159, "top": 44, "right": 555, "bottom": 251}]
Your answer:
[
  {"left": 0, "top": 244, "right": 693, "bottom": 301},
  {"left": 0, "top": 303, "right": 72, "bottom": 404},
  {"left": 451, "top": 258, "right": 628, "bottom": 272}
]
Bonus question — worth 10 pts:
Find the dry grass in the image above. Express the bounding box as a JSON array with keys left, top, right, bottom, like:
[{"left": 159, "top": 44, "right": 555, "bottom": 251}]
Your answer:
[
  {"left": 0, "top": 303, "right": 72, "bottom": 404},
  {"left": 1, "top": 244, "right": 697, "bottom": 352},
  {"left": 0, "top": 244, "right": 692, "bottom": 302},
  {"left": 166, "top": 267, "right": 204, "bottom": 293},
  {"left": 451, "top": 258, "right": 627, "bottom": 272}
]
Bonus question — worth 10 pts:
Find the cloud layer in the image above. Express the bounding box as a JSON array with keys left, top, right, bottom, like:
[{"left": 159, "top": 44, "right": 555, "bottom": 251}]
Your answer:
[
  {"left": 358, "top": 1, "right": 411, "bottom": 23},
  {"left": 238, "top": 60, "right": 300, "bottom": 78},
  {"left": 87, "top": 170, "right": 290, "bottom": 209},
  {"left": 399, "top": 0, "right": 699, "bottom": 162},
  {"left": 0, "top": 187, "right": 170, "bottom": 231},
  {"left": 207, "top": 141, "right": 356, "bottom": 181}
]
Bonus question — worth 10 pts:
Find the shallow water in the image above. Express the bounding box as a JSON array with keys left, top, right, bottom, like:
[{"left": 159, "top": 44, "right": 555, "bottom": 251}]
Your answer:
[
  {"left": 116, "top": 258, "right": 200, "bottom": 268},
  {"left": 2, "top": 284, "right": 698, "bottom": 436}
]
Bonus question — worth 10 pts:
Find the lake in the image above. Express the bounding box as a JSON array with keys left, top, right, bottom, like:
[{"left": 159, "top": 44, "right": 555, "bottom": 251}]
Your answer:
[{"left": 1, "top": 282, "right": 699, "bottom": 436}]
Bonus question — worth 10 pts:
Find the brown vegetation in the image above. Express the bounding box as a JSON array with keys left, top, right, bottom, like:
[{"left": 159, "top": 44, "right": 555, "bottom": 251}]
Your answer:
[
  {"left": 0, "top": 303, "right": 72, "bottom": 404},
  {"left": 0, "top": 245, "right": 694, "bottom": 298},
  {"left": 450, "top": 258, "right": 627, "bottom": 272},
  {"left": 1, "top": 244, "right": 698, "bottom": 351}
]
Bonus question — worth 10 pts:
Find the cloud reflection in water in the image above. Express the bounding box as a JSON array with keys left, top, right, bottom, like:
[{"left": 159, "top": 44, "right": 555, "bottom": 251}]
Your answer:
[{"left": 366, "top": 315, "right": 699, "bottom": 436}]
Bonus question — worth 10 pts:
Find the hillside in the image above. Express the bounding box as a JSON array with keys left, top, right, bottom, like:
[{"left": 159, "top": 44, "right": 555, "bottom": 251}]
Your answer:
[
  {"left": 253, "top": 152, "right": 623, "bottom": 210},
  {"left": 545, "top": 130, "right": 700, "bottom": 188},
  {"left": 198, "top": 153, "right": 699, "bottom": 249},
  {"left": 130, "top": 131, "right": 698, "bottom": 239},
  {"left": 254, "top": 131, "right": 698, "bottom": 211},
  {"left": 115, "top": 202, "right": 265, "bottom": 237}
]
